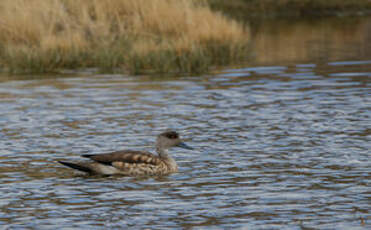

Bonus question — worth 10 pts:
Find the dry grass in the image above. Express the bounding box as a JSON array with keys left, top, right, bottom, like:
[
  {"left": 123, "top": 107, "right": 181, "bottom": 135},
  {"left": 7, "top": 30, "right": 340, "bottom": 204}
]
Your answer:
[{"left": 0, "top": 0, "right": 249, "bottom": 74}]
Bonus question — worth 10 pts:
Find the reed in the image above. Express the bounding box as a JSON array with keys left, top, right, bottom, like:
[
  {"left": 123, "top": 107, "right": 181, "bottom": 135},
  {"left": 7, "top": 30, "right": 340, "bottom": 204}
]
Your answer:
[{"left": 0, "top": 0, "right": 249, "bottom": 74}]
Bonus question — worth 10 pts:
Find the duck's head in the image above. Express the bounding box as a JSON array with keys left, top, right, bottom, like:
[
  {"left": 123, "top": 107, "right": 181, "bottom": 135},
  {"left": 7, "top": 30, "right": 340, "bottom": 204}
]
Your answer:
[{"left": 156, "top": 131, "right": 193, "bottom": 150}]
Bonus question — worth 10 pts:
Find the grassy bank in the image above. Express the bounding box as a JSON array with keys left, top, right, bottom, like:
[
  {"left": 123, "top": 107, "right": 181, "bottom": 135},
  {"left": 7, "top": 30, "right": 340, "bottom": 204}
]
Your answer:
[
  {"left": 0, "top": 0, "right": 249, "bottom": 74},
  {"left": 208, "top": 0, "right": 371, "bottom": 19}
]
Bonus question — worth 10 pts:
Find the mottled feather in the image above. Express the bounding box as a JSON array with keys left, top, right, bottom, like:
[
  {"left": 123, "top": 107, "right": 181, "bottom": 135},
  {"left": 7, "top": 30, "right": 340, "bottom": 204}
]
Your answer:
[{"left": 82, "top": 150, "right": 162, "bottom": 166}]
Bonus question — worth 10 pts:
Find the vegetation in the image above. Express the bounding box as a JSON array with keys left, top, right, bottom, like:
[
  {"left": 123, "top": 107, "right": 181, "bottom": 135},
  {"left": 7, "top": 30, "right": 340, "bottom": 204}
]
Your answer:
[
  {"left": 0, "top": 0, "right": 249, "bottom": 74},
  {"left": 208, "top": 0, "right": 371, "bottom": 19}
]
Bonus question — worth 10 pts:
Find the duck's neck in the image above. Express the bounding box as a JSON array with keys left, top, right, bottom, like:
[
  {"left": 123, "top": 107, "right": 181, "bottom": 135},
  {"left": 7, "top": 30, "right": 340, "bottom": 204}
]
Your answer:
[
  {"left": 156, "top": 145, "right": 170, "bottom": 158},
  {"left": 156, "top": 146, "right": 178, "bottom": 172}
]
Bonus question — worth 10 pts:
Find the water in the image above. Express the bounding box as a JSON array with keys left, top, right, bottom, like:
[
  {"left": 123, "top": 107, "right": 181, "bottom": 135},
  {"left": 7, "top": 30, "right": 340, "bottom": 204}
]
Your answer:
[{"left": 0, "top": 17, "right": 370, "bottom": 229}]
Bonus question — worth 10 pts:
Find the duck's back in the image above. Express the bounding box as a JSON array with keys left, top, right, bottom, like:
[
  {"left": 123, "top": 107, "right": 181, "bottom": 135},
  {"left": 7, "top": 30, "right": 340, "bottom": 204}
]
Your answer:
[
  {"left": 82, "top": 150, "right": 176, "bottom": 176},
  {"left": 82, "top": 150, "right": 162, "bottom": 165}
]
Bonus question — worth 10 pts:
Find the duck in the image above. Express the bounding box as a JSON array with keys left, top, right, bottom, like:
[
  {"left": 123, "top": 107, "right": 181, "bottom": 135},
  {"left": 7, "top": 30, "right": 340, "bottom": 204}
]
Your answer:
[{"left": 58, "top": 130, "right": 193, "bottom": 176}]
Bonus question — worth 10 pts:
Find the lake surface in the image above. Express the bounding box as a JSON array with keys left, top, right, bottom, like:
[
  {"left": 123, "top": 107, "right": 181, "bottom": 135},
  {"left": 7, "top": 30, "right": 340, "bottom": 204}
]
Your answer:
[{"left": 0, "top": 16, "right": 370, "bottom": 229}]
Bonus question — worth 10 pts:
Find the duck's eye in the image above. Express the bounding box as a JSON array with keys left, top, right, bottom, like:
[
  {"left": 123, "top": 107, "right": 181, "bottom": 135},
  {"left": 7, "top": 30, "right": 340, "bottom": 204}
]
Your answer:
[{"left": 165, "top": 132, "right": 179, "bottom": 139}]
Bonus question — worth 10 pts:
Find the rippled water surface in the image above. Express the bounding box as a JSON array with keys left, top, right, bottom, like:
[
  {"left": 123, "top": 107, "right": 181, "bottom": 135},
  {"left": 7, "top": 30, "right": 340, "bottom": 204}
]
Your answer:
[{"left": 0, "top": 18, "right": 371, "bottom": 229}]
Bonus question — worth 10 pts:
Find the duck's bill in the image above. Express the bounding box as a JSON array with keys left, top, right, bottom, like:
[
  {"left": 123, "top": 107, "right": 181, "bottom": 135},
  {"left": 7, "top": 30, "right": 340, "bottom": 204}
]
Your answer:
[{"left": 177, "top": 142, "right": 193, "bottom": 150}]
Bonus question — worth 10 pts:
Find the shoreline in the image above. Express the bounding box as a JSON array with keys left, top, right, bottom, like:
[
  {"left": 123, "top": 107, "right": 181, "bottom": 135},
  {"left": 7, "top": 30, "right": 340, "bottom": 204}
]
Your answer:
[
  {"left": 0, "top": 0, "right": 249, "bottom": 75},
  {"left": 1, "top": 0, "right": 370, "bottom": 75}
]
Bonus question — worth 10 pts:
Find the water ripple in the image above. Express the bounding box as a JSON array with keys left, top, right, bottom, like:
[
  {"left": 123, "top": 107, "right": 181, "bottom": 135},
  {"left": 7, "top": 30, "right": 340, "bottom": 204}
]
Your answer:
[{"left": 0, "top": 60, "right": 370, "bottom": 229}]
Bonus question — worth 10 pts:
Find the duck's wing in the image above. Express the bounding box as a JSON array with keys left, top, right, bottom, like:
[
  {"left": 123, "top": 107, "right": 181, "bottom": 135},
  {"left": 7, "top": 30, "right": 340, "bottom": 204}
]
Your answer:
[{"left": 81, "top": 150, "right": 162, "bottom": 166}]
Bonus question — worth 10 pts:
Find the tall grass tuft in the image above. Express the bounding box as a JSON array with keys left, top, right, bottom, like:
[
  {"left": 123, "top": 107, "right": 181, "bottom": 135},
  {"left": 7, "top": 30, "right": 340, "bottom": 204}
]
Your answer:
[{"left": 0, "top": 0, "right": 249, "bottom": 74}]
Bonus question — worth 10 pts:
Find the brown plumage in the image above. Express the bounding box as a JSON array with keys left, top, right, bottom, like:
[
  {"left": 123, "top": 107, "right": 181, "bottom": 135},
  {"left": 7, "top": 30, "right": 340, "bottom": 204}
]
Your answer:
[
  {"left": 82, "top": 151, "right": 163, "bottom": 165},
  {"left": 59, "top": 131, "right": 193, "bottom": 176}
]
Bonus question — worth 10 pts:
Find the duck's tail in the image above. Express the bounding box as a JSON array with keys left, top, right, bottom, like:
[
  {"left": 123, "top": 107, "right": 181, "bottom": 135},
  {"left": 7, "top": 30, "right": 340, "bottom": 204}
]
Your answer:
[{"left": 58, "top": 161, "right": 93, "bottom": 174}]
